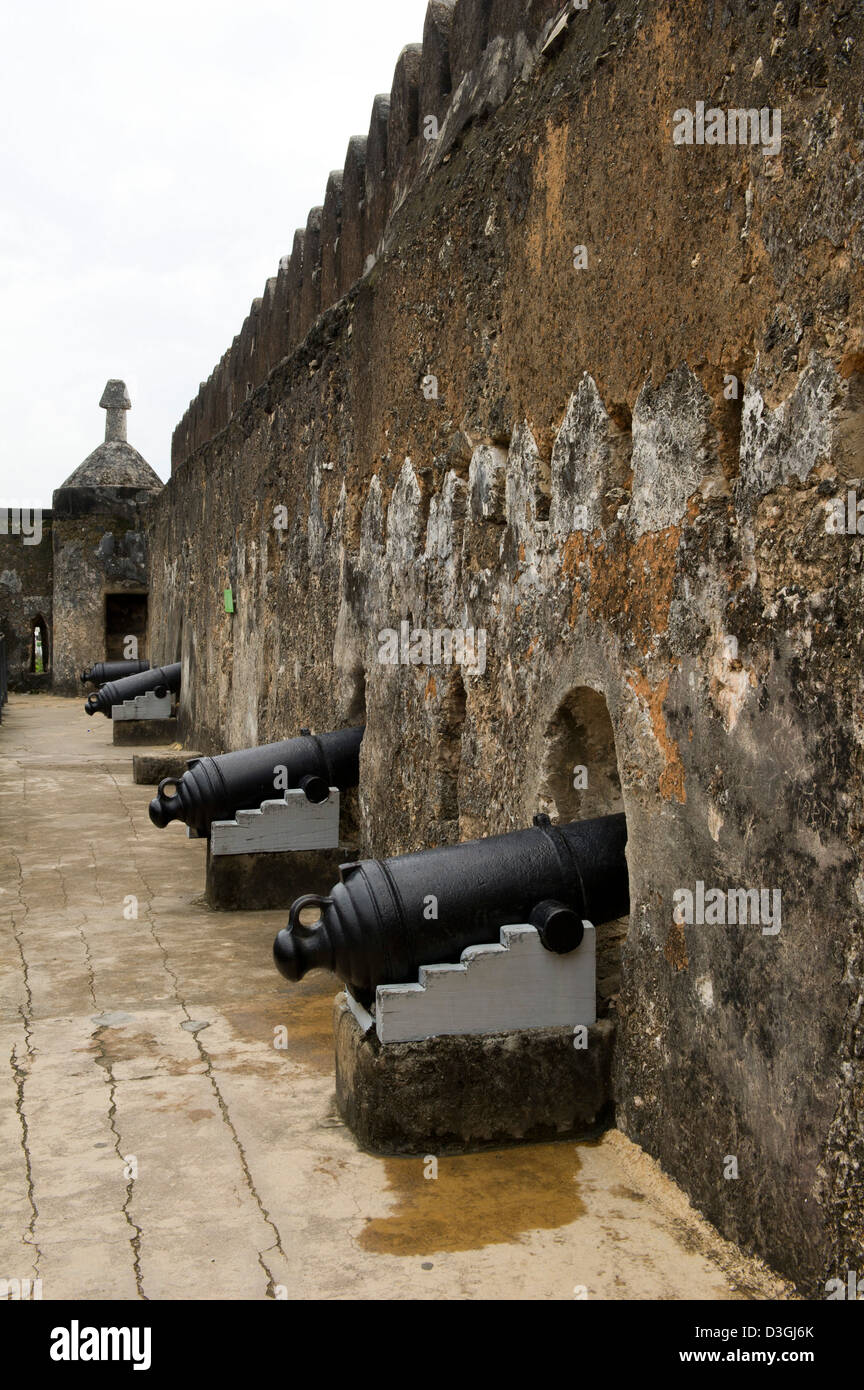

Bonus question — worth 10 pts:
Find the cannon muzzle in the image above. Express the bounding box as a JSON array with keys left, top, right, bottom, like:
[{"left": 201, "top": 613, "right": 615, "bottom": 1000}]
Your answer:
[
  {"left": 274, "top": 812, "right": 629, "bottom": 998},
  {"left": 81, "top": 660, "right": 150, "bottom": 687},
  {"left": 84, "top": 663, "right": 181, "bottom": 717},
  {"left": 148, "top": 725, "right": 364, "bottom": 836}
]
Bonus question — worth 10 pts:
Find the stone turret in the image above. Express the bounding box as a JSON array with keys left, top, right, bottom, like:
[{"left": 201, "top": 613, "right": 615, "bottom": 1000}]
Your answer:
[
  {"left": 51, "top": 381, "right": 164, "bottom": 692},
  {"left": 54, "top": 380, "right": 163, "bottom": 515}
]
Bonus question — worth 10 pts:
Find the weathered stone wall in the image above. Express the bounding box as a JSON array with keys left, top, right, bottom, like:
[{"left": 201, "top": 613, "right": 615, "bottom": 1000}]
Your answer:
[
  {"left": 149, "top": 0, "right": 864, "bottom": 1293},
  {"left": 0, "top": 512, "right": 54, "bottom": 690},
  {"left": 51, "top": 488, "right": 154, "bottom": 694}
]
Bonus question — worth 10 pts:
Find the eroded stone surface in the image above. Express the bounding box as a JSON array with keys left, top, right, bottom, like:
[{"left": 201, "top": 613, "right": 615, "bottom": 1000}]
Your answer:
[
  {"left": 335, "top": 997, "right": 614, "bottom": 1153},
  {"left": 205, "top": 844, "right": 352, "bottom": 912},
  {"left": 132, "top": 751, "right": 202, "bottom": 786}
]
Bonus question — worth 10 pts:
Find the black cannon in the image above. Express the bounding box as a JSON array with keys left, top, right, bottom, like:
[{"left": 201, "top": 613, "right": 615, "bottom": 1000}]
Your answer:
[
  {"left": 148, "top": 725, "right": 365, "bottom": 835},
  {"left": 81, "top": 660, "right": 150, "bottom": 687},
  {"left": 85, "top": 662, "right": 182, "bottom": 717},
  {"left": 274, "top": 811, "right": 628, "bottom": 1000}
]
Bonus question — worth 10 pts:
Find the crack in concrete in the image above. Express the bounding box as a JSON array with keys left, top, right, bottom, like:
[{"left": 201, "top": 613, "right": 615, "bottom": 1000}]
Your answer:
[
  {"left": 51, "top": 847, "right": 146, "bottom": 1296},
  {"left": 54, "top": 859, "right": 100, "bottom": 1013},
  {"left": 90, "top": 1028, "right": 147, "bottom": 1300},
  {"left": 192, "top": 1021, "right": 289, "bottom": 1297},
  {"left": 86, "top": 838, "right": 109, "bottom": 911},
  {"left": 91, "top": 777, "right": 288, "bottom": 1298},
  {"left": 104, "top": 767, "right": 142, "bottom": 843},
  {"left": 9, "top": 1042, "right": 42, "bottom": 1279},
  {"left": 8, "top": 855, "right": 33, "bottom": 1022},
  {"left": 7, "top": 849, "right": 42, "bottom": 1278},
  {"left": 60, "top": 827, "right": 150, "bottom": 1299},
  {"left": 9, "top": 720, "right": 286, "bottom": 1300}
]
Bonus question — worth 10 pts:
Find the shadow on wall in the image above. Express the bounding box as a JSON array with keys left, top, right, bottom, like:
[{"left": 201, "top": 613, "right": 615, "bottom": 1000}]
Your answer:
[
  {"left": 345, "top": 662, "right": 366, "bottom": 726},
  {"left": 537, "top": 686, "right": 625, "bottom": 1012},
  {"left": 435, "top": 666, "right": 466, "bottom": 835},
  {"left": 341, "top": 662, "right": 367, "bottom": 845}
]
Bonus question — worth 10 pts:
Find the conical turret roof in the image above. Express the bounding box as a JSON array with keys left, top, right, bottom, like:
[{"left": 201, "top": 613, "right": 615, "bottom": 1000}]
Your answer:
[
  {"left": 54, "top": 380, "right": 163, "bottom": 497},
  {"left": 57, "top": 440, "right": 163, "bottom": 492}
]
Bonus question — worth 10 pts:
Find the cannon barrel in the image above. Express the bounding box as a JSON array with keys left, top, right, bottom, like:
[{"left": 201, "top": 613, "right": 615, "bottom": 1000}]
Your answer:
[
  {"left": 81, "top": 660, "right": 150, "bottom": 687},
  {"left": 274, "top": 812, "right": 628, "bottom": 996},
  {"left": 148, "top": 725, "right": 365, "bottom": 835},
  {"left": 84, "top": 662, "right": 181, "bottom": 717}
]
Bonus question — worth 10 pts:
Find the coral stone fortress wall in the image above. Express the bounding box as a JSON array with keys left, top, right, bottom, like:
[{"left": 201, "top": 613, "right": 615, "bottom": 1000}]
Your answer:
[{"left": 150, "top": 1, "right": 864, "bottom": 1293}]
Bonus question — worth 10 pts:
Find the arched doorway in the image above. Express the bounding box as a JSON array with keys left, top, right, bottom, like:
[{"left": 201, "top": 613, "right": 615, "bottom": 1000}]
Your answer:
[{"left": 30, "top": 614, "right": 50, "bottom": 674}]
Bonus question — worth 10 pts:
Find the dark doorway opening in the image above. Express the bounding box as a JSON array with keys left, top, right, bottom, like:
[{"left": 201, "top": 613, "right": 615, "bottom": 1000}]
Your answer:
[{"left": 105, "top": 593, "right": 148, "bottom": 662}]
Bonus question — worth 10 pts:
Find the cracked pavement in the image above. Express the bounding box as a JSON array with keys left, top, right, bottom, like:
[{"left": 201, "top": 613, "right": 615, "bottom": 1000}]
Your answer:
[{"left": 0, "top": 696, "right": 792, "bottom": 1301}]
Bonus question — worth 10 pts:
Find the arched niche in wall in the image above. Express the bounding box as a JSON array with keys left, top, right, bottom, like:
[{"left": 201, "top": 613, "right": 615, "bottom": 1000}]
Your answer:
[
  {"left": 536, "top": 685, "right": 626, "bottom": 1012},
  {"left": 537, "top": 686, "right": 622, "bottom": 823}
]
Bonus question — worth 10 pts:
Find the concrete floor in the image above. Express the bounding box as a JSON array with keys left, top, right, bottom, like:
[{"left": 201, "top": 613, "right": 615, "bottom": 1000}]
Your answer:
[{"left": 0, "top": 695, "right": 792, "bottom": 1301}]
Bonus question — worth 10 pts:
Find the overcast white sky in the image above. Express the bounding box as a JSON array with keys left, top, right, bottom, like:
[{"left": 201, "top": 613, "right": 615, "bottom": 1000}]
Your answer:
[{"left": 0, "top": 0, "right": 431, "bottom": 506}]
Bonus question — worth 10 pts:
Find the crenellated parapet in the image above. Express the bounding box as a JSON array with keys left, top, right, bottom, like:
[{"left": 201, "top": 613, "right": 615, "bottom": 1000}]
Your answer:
[
  {"left": 320, "top": 172, "right": 344, "bottom": 309},
  {"left": 339, "top": 136, "right": 368, "bottom": 294},
  {"left": 171, "top": 0, "right": 576, "bottom": 471}
]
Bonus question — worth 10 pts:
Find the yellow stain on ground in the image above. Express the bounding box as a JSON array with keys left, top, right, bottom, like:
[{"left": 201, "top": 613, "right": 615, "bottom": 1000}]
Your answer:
[{"left": 359, "top": 1142, "right": 585, "bottom": 1256}]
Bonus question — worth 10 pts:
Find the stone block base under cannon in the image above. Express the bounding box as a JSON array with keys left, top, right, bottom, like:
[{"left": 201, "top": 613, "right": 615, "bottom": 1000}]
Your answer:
[
  {"left": 113, "top": 717, "right": 179, "bottom": 746},
  {"left": 206, "top": 843, "right": 358, "bottom": 912},
  {"left": 334, "top": 995, "right": 615, "bottom": 1155},
  {"left": 132, "top": 751, "right": 203, "bottom": 785}
]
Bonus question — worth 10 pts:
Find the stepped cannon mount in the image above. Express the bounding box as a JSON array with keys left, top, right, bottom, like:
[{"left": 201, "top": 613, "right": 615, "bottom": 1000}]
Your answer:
[
  {"left": 85, "top": 663, "right": 181, "bottom": 718},
  {"left": 274, "top": 811, "right": 629, "bottom": 1003},
  {"left": 148, "top": 725, "right": 364, "bottom": 837}
]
